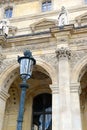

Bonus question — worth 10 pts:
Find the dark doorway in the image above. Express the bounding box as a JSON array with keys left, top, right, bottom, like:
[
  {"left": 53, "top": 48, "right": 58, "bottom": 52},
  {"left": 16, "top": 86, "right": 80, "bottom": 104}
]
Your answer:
[{"left": 32, "top": 93, "right": 52, "bottom": 130}]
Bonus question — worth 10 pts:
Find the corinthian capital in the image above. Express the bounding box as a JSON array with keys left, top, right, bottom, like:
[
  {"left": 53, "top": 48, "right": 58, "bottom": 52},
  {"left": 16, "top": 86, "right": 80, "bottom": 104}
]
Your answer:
[{"left": 56, "top": 47, "right": 71, "bottom": 59}]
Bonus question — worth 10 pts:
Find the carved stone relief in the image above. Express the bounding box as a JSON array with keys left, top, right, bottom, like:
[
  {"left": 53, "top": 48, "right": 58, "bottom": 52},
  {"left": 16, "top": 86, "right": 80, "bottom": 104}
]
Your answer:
[
  {"left": 56, "top": 47, "right": 71, "bottom": 59},
  {"left": 40, "top": 53, "right": 57, "bottom": 70},
  {"left": 3, "top": 41, "right": 56, "bottom": 53},
  {"left": 70, "top": 50, "right": 87, "bottom": 69},
  {"left": 70, "top": 39, "right": 87, "bottom": 46}
]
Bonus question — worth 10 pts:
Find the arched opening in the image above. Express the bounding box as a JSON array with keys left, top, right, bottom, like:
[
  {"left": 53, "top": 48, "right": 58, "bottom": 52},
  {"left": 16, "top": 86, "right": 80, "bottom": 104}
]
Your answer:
[
  {"left": 32, "top": 93, "right": 52, "bottom": 130},
  {"left": 79, "top": 67, "right": 87, "bottom": 130},
  {"left": 3, "top": 65, "right": 52, "bottom": 130}
]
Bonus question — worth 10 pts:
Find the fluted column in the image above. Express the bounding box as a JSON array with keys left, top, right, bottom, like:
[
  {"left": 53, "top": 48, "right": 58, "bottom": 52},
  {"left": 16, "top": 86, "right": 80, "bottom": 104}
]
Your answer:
[
  {"left": 56, "top": 46, "right": 72, "bottom": 130},
  {"left": 70, "top": 83, "right": 82, "bottom": 130},
  {"left": 0, "top": 89, "right": 9, "bottom": 130},
  {"left": 50, "top": 84, "right": 59, "bottom": 130}
]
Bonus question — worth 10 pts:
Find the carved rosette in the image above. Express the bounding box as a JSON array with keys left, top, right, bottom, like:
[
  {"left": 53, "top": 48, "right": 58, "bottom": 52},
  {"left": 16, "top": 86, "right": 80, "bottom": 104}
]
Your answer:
[{"left": 56, "top": 47, "right": 71, "bottom": 59}]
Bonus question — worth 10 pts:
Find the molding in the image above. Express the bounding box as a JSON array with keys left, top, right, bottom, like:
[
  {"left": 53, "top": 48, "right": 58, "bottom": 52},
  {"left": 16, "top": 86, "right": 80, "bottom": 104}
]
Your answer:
[
  {"left": 0, "top": 89, "right": 9, "bottom": 101},
  {"left": 70, "top": 82, "right": 81, "bottom": 93},
  {"left": 50, "top": 84, "right": 59, "bottom": 94},
  {"left": 0, "top": 24, "right": 87, "bottom": 49}
]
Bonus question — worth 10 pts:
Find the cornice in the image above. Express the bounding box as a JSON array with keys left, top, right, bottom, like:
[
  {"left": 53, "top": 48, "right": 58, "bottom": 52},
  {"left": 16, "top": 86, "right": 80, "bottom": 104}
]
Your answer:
[
  {"left": 0, "top": 0, "right": 37, "bottom": 4},
  {"left": 50, "top": 24, "right": 87, "bottom": 38},
  {"left": 3, "top": 31, "right": 51, "bottom": 47},
  {"left": 0, "top": 24, "right": 87, "bottom": 48}
]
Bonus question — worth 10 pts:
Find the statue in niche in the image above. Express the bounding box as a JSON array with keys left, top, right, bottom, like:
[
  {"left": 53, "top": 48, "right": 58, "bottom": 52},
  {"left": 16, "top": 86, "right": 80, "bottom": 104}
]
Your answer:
[
  {"left": 0, "top": 19, "right": 9, "bottom": 36},
  {"left": 58, "top": 6, "right": 69, "bottom": 27}
]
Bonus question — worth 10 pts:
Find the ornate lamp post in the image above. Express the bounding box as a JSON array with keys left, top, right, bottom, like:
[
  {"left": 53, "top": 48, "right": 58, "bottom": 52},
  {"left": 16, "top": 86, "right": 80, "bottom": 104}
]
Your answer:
[{"left": 17, "top": 50, "right": 36, "bottom": 130}]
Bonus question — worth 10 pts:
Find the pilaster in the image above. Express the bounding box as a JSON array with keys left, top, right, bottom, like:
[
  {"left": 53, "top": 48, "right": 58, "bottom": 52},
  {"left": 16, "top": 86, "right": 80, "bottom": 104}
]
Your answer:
[
  {"left": 70, "top": 83, "right": 82, "bottom": 130},
  {"left": 0, "top": 89, "right": 9, "bottom": 130},
  {"left": 56, "top": 45, "right": 72, "bottom": 130},
  {"left": 50, "top": 84, "right": 59, "bottom": 130}
]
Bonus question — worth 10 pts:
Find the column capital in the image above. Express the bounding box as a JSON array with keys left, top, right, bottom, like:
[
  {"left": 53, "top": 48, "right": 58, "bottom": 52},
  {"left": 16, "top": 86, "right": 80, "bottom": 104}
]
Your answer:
[
  {"left": 50, "top": 84, "right": 59, "bottom": 94},
  {"left": 70, "top": 82, "right": 81, "bottom": 94},
  {"left": 0, "top": 89, "right": 10, "bottom": 101},
  {"left": 56, "top": 46, "right": 71, "bottom": 60}
]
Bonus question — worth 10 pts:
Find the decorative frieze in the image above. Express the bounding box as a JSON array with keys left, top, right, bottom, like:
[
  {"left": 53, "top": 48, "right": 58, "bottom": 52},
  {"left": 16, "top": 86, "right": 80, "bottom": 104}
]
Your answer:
[
  {"left": 56, "top": 47, "right": 71, "bottom": 59},
  {"left": 0, "top": 59, "right": 17, "bottom": 74},
  {"left": 70, "top": 39, "right": 87, "bottom": 46},
  {"left": 3, "top": 41, "right": 56, "bottom": 52}
]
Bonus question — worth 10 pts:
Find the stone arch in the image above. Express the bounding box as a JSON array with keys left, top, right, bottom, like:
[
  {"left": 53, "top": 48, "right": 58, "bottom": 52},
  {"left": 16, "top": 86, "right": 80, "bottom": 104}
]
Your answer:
[
  {"left": 71, "top": 55, "right": 87, "bottom": 84},
  {"left": 0, "top": 57, "right": 57, "bottom": 92}
]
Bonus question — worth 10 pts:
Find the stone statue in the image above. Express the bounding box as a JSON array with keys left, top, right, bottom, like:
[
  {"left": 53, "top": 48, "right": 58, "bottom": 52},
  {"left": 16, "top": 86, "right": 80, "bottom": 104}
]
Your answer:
[
  {"left": 2, "top": 19, "right": 9, "bottom": 36},
  {"left": 0, "top": 19, "right": 9, "bottom": 36},
  {"left": 58, "top": 6, "right": 69, "bottom": 27}
]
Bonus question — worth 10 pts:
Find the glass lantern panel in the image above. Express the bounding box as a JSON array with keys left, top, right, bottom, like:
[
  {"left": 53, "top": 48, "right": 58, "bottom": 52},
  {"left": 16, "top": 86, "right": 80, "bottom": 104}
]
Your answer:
[
  {"left": 28, "top": 59, "right": 34, "bottom": 76},
  {"left": 20, "top": 58, "right": 30, "bottom": 75}
]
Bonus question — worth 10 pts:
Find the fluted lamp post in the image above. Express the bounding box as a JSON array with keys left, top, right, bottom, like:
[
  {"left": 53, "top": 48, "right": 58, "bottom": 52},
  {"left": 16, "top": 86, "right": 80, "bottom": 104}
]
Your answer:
[{"left": 17, "top": 50, "right": 36, "bottom": 130}]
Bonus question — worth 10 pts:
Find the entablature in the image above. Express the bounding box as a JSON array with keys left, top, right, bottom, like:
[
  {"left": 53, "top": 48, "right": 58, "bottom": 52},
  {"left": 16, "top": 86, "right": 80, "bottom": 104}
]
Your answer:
[{"left": 0, "top": 24, "right": 87, "bottom": 49}]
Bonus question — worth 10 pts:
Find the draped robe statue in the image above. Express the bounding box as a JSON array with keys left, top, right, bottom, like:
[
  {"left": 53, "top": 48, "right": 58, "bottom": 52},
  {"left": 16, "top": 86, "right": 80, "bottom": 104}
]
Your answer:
[
  {"left": 0, "top": 19, "right": 9, "bottom": 36},
  {"left": 58, "top": 6, "right": 69, "bottom": 27}
]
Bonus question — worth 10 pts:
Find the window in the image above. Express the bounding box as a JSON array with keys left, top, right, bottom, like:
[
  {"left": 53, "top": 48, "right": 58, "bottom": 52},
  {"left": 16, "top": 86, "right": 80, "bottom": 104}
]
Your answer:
[
  {"left": 85, "top": 0, "right": 87, "bottom": 3},
  {"left": 4, "top": 7, "right": 13, "bottom": 18},
  {"left": 42, "top": 0, "right": 52, "bottom": 12},
  {"left": 32, "top": 93, "right": 52, "bottom": 130}
]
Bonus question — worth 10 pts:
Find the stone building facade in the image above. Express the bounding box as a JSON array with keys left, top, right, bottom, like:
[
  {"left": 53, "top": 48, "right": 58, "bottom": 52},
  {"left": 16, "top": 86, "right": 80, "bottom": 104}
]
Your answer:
[{"left": 0, "top": 0, "right": 87, "bottom": 130}]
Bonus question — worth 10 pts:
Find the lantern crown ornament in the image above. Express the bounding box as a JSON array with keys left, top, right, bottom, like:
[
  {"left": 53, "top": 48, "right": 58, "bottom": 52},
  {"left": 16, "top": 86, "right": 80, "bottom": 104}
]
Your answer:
[{"left": 18, "top": 50, "right": 36, "bottom": 81}]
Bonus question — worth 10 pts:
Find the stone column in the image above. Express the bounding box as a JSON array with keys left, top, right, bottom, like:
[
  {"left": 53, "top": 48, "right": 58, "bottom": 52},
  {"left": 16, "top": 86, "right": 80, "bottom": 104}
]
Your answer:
[
  {"left": 56, "top": 46, "right": 72, "bottom": 130},
  {"left": 70, "top": 83, "right": 82, "bottom": 130},
  {"left": 0, "top": 89, "right": 9, "bottom": 130},
  {"left": 50, "top": 84, "right": 59, "bottom": 130}
]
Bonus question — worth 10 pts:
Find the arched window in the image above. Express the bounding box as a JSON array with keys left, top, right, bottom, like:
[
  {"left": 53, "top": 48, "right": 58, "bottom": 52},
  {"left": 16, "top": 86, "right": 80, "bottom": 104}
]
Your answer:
[
  {"left": 32, "top": 93, "right": 52, "bottom": 130},
  {"left": 4, "top": 7, "right": 13, "bottom": 18},
  {"left": 42, "top": 0, "right": 52, "bottom": 12}
]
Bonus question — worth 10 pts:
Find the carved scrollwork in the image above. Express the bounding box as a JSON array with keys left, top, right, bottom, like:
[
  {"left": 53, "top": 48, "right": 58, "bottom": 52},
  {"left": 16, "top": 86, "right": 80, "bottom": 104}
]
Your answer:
[
  {"left": 56, "top": 47, "right": 71, "bottom": 59},
  {"left": 0, "top": 53, "right": 6, "bottom": 65}
]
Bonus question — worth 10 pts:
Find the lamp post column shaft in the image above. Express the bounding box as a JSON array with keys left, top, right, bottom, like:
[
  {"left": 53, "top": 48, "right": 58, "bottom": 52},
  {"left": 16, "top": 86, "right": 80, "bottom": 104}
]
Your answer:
[
  {"left": 17, "top": 84, "right": 27, "bottom": 130},
  {"left": 17, "top": 50, "right": 36, "bottom": 130}
]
